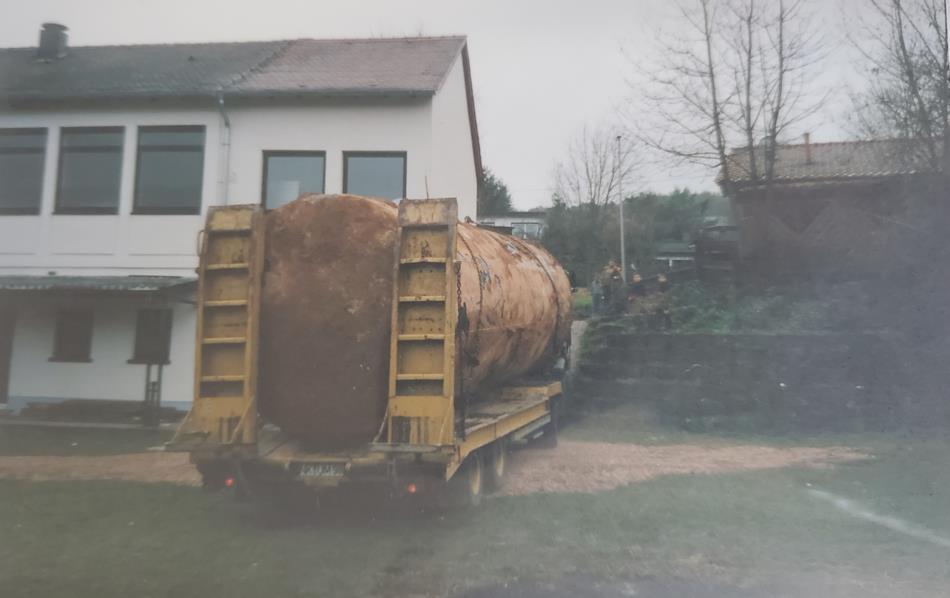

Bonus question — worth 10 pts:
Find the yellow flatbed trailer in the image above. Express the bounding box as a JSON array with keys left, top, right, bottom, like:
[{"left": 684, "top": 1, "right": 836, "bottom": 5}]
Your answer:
[{"left": 168, "top": 199, "right": 562, "bottom": 504}]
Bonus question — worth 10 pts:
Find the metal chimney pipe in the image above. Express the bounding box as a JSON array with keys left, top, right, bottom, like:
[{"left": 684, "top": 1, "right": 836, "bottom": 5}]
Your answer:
[{"left": 37, "top": 23, "right": 68, "bottom": 61}]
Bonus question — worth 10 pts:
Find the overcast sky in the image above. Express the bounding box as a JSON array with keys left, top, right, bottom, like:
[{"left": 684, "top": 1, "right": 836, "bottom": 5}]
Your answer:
[{"left": 3, "top": 0, "right": 865, "bottom": 209}]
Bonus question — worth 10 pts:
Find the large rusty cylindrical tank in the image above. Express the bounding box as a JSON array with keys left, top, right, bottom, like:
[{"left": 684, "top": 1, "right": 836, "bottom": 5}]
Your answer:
[{"left": 259, "top": 194, "right": 571, "bottom": 449}]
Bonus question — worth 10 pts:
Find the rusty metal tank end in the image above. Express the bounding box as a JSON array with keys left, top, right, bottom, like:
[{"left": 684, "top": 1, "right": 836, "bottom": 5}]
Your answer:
[{"left": 259, "top": 194, "right": 571, "bottom": 449}]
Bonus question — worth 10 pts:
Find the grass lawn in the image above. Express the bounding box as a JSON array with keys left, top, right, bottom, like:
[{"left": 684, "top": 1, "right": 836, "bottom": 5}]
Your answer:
[
  {"left": 571, "top": 288, "right": 593, "bottom": 320},
  {"left": 0, "top": 413, "right": 948, "bottom": 597},
  {"left": 0, "top": 424, "right": 172, "bottom": 456}
]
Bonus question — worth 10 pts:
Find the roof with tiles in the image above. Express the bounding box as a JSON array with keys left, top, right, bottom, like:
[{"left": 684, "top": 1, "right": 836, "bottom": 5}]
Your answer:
[
  {"left": 724, "top": 138, "right": 943, "bottom": 185},
  {"left": 0, "top": 36, "right": 467, "bottom": 103}
]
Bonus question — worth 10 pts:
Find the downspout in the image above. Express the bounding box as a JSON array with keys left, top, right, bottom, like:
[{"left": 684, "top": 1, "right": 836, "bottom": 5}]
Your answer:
[{"left": 216, "top": 91, "right": 232, "bottom": 205}]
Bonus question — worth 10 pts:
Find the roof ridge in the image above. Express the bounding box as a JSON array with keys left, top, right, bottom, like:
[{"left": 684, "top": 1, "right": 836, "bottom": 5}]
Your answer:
[
  {"left": 295, "top": 34, "right": 466, "bottom": 43},
  {"left": 0, "top": 35, "right": 467, "bottom": 53},
  {"left": 729, "top": 136, "right": 944, "bottom": 154},
  {"left": 0, "top": 39, "right": 290, "bottom": 52},
  {"left": 778, "top": 137, "right": 938, "bottom": 148}
]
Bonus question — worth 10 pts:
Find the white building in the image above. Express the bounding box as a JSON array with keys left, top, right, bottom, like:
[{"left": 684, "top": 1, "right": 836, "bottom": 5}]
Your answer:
[
  {"left": 477, "top": 211, "right": 547, "bottom": 241},
  {"left": 0, "top": 24, "right": 482, "bottom": 415}
]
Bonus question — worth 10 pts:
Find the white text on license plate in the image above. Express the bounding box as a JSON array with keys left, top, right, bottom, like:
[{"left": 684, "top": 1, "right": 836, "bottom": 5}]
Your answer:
[{"left": 299, "top": 463, "right": 344, "bottom": 477}]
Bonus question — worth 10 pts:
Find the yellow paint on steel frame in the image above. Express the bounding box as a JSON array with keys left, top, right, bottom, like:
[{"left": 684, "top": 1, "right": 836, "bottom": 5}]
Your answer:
[
  {"left": 385, "top": 199, "right": 459, "bottom": 447},
  {"left": 172, "top": 198, "right": 560, "bottom": 485},
  {"left": 170, "top": 205, "right": 264, "bottom": 451}
]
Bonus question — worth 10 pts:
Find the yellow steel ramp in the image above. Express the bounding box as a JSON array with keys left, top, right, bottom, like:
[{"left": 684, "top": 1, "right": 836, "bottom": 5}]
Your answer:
[
  {"left": 383, "top": 198, "right": 459, "bottom": 448},
  {"left": 169, "top": 205, "right": 264, "bottom": 452}
]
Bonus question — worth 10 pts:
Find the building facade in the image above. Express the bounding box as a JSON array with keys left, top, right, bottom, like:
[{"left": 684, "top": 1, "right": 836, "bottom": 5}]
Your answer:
[
  {"left": 0, "top": 26, "right": 481, "bottom": 413},
  {"left": 476, "top": 211, "right": 546, "bottom": 241}
]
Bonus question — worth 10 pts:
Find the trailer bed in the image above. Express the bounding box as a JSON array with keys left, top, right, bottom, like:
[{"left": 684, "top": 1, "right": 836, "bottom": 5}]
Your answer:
[{"left": 171, "top": 200, "right": 565, "bottom": 503}]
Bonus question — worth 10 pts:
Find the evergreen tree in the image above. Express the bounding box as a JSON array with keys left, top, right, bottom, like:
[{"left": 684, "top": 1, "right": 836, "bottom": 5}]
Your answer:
[{"left": 477, "top": 169, "right": 513, "bottom": 216}]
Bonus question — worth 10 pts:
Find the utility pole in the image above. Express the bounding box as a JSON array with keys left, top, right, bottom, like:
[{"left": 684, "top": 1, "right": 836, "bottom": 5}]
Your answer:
[{"left": 616, "top": 135, "right": 627, "bottom": 283}]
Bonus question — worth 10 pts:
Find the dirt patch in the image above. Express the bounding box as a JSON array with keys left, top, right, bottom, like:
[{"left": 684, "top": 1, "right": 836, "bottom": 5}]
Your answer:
[
  {"left": 0, "top": 452, "right": 201, "bottom": 486},
  {"left": 456, "top": 575, "right": 765, "bottom": 598},
  {"left": 0, "top": 441, "right": 865, "bottom": 493},
  {"left": 500, "top": 441, "right": 866, "bottom": 496}
]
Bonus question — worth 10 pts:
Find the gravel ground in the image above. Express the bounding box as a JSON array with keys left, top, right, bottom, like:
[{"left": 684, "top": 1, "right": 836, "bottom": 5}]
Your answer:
[
  {"left": 0, "top": 440, "right": 864, "bottom": 494},
  {"left": 499, "top": 441, "right": 865, "bottom": 496}
]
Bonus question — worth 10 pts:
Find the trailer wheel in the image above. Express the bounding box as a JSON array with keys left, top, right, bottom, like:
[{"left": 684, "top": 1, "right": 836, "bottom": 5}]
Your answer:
[
  {"left": 485, "top": 440, "right": 507, "bottom": 491},
  {"left": 445, "top": 452, "right": 484, "bottom": 507},
  {"left": 466, "top": 452, "right": 484, "bottom": 506},
  {"left": 196, "top": 462, "right": 226, "bottom": 492},
  {"left": 535, "top": 398, "right": 559, "bottom": 449}
]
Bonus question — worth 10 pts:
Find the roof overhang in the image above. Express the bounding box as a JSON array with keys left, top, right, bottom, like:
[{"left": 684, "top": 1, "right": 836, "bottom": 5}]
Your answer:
[
  {"left": 0, "top": 275, "right": 196, "bottom": 296},
  {"left": 720, "top": 173, "right": 943, "bottom": 197},
  {"left": 2, "top": 88, "right": 436, "bottom": 109}
]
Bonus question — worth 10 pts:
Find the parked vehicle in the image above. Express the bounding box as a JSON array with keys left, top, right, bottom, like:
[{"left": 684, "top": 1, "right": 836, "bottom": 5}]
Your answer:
[{"left": 168, "top": 196, "right": 572, "bottom": 506}]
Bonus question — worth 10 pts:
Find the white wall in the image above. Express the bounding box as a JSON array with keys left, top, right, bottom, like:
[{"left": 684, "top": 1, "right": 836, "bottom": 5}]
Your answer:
[
  {"left": 430, "top": 54, "right": 479, "bottom": 220},
  {"left": 225, "top": 98, "right": 433, "bottom": 207},
  {"left": 7, "top": 296, "right": 194, "bottom": 407}
]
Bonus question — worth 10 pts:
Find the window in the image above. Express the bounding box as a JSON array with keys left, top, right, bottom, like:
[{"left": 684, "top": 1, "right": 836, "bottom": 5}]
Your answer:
[
  {"left": 129, "top": 309, "right": 173, "bottom": 365},
  {"left": 134, "top": 126, "right": 205, "bottom": 214},
  {"left": 512, "top": 222, "right": 544, "bottom": 240},
  {"left": 343, "top": 151, "right": 406, "bottom": 200},
  {"left": 56, "top": 127, "right": 123, "bottom": 214},
  {"left": 261, "top": 151, "right": 326, "bottom": 210},
  {"left": 50, "top": 309, "right": 93, "bottom": 362},
  {"left": 0, "top": 128, "right": 47, "bottom": 215}
]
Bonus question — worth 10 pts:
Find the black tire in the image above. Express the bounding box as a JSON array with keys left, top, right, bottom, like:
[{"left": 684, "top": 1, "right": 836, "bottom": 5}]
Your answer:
[
  {"left": 445, "top": 452, "right": 484, "bottom": 507},
  {"left": 196, "top": 462, "right": 227, "bottom": 492},
  {"left": 485, "top": 441, "right": 508, "bottom": 492},
  {"left": 535, "top": 399, "right": 560, "bottom": 449}
]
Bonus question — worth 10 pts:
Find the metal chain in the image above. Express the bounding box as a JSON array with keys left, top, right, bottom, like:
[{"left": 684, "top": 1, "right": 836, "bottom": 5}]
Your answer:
[
  {"left": 454, "top": 260, "right": 466, "bottom": 439},
  {"left": 455, "top": 260, "right": 463, "bottom": 321}
]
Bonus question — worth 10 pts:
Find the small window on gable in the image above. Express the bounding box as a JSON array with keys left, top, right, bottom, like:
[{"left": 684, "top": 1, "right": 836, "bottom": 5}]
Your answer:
[
  {"left": 129, "top": 308, "right": 173, "bottom": 365},
  {"left": 343, "top": 152, "right": 406, "bottom": 200},
  {"left": 50, "top": 309, "right": 93, "bottom": 362}
]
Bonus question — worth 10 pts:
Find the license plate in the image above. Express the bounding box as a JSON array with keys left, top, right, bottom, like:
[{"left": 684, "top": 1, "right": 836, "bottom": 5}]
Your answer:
[{"left": 298, "top": 462, "right": 344, "bottom": 478}]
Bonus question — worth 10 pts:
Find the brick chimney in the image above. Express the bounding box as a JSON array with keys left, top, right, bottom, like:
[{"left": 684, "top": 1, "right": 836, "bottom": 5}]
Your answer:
[
  {"left": 37, "top": 23, "right": 68, "bottom": 61},
  {"left": 803, "top": 132, "right": 813, "bottom": 165}
]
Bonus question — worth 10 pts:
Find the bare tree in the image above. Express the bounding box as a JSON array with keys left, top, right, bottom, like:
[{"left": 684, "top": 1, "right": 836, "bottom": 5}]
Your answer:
[
  {"left": 850, "top": 0, "right": 949, "bottom": 170},
  {"left": 552, "top": 125, "right": 638, "bottom": 208},
  {"left": 634, "top": 0, "right": 825, "bottom": 188}
]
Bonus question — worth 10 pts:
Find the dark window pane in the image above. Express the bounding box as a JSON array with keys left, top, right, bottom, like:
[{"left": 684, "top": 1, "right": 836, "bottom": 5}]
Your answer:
[
  {"left": 57, "top": 127, "right": 123, "bottom": 213},
  {"left": 138, "top": 129, "right": 205, "bottom": 147},
  {"left": 135, "top": 127, "right": 205, "bottom": 214},
  {"left": 344, "top": 154, "right": 405, "bottom": 200},
  {"left": 263, "top": 153, "right": 325, "bottom": 209},
  {"left": 0, "top": 129, "right": 46, "bottom": 214},
  {"left": 0, "top": 128, "right": 46, "bottom": 149},
  {"left": 131, "top": 309, "right": 172, "bottom": 364},
  {"left": 61, "top": 130, "right": 122, "bottom": 148},
  {"left": 51, "top": 309, "right": 93, "bottom": 362}
]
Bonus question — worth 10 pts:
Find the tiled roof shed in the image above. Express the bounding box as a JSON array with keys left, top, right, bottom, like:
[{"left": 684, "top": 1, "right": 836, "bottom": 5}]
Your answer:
[{"left": 723, "top": 138, "right": 943, "bottom": 186}]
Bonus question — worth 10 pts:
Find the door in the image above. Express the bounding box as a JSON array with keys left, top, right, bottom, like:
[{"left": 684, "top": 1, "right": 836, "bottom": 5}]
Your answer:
[{"left": 0, "top": 304, "right": 14, "bottom": 404}]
